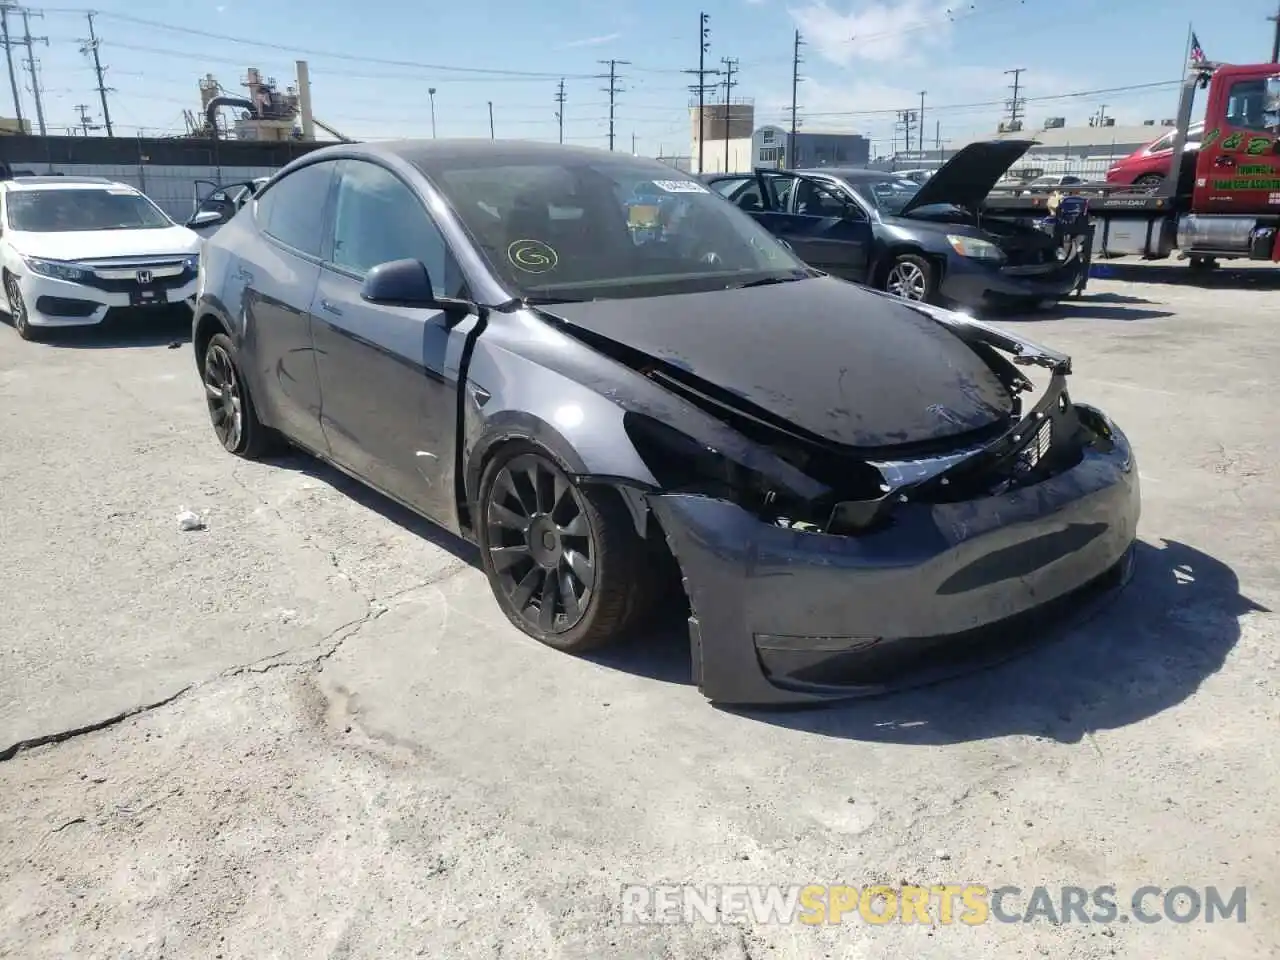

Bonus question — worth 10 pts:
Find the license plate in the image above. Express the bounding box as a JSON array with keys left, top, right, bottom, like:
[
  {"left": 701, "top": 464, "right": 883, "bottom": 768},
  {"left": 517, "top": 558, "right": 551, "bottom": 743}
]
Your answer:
[{"left": 130, "top": 287, "right": 168, "bottom": 307}]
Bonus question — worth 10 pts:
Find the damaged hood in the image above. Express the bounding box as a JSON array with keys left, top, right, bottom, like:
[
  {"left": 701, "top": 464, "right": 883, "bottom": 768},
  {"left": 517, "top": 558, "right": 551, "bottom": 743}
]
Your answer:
[
  {"left": 898, "top": 139, "right": 1035, "bottom": 216},
  {"left": 536, "top": 277, "right": 1020, "bottom": 450}
]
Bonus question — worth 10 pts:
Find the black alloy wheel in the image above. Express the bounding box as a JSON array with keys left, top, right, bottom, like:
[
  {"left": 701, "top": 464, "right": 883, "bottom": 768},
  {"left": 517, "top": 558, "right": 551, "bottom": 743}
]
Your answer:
[
  {"left": 477, "top": 444, "right": 652, "bottom": 653},
  {"left": 5, "top": 274, "right": 36, "bottom": 341},
  {"left": 202, "top": 332, "right": 272, "bottom": 458}
]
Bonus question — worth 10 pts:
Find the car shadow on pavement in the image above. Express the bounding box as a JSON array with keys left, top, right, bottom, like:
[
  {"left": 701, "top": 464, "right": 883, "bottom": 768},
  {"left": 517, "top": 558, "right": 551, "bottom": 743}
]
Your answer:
[
  {"left": 7, "top": 312, "right": 194, "bottom": 349},
  {"left": 727, "top": 538, "right": 1265, "bottom": 744}
]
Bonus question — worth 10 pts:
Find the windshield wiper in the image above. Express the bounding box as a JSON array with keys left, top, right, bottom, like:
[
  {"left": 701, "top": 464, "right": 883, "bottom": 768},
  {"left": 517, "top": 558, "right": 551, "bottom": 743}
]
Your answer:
[
  {"left": 728, "top": 274, "right": 809, "bottom": 290},
  {"left": 523, "top": 295, "right": 591, "bottom": 305}
]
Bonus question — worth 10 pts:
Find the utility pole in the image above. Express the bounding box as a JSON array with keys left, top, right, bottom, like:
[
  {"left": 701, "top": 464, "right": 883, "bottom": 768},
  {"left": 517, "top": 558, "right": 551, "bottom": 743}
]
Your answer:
[
  {"left": 631, "top": 131, "right": 637, "bottom": 154},
  {"left": 917, "top": 90, "right": 926, "bottom": 154},
  {"left": 721, "top": 56, "right": 738, "bottom": 173},
  {"left": 682, "top": 13, "right": 718, "bottom": 173},
  {"left": 488, "top": 101, "right": 494, "bottom": 139},
  {"left": 789, "top": 30, "right": 804, "bottom": 169},
  {"left": 74, "top": 103, "right": 99, "bottom": 135},
  {"left": 1270, "top": 1, "right": 1280, "bottom": 62},
  {"left": 79, "top": 12, "right": 113, "bottom": 136},
  {"left": 428, "top": 87, "right": 437, "bottom": 138},
  {"left": 897, "top": 110, "right": 916, "bottom": 156},
  {"left": 20, "top": 8, "right": 46, "bottom": 137},
  {"left": 598, "top": 59, "right": 628, "bottom": 151},
  {"left": 0, "top": 2, "right": 22, "bottom": 129},
  {"left": 1004, "top": 67, "right": 1026, "bottom": 130},
  {"left": 553, "top": 78, "right": 566, "bottom": 144}
]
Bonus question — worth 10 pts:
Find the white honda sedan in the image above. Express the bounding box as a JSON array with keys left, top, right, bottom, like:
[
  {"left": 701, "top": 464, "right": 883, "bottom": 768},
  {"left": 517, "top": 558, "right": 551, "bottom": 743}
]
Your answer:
[{"left": 0, "top": 176, "right": 201, "bottom": 340}]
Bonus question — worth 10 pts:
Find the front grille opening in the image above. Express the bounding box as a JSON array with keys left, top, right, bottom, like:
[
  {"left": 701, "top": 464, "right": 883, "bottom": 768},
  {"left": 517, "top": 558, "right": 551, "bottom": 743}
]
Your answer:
[{"left": 35, "top": 296, "right": 98, "bottom": 318}]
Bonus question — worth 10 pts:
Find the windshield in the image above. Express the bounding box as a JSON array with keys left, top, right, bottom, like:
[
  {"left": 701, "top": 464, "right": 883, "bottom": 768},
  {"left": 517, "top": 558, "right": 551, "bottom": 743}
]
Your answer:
[
  {"left": 848, "top": 177, "right": 958, "bottom": 217},
  {"left": 6, "top": 188, "right": 173, "bottom": 232},
  {"left": 420, "top": 157, "right": 811, "bottom": 301}
]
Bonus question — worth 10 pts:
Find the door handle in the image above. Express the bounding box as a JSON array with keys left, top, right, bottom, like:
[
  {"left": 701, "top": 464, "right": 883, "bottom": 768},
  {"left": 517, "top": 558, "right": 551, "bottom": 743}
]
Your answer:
[
  {"left": 318, "top": 298, "right": 342, "bottom": 317},
  {"left": 1213, "top": 155, "right": 1235, "bottom": 168}
]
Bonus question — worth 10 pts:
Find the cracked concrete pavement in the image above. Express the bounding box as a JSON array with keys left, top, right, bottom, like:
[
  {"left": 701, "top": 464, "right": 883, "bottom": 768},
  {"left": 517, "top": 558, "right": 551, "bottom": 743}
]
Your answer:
[{"left": 1, "top": 262, "right": 1277, "bottom": 958}]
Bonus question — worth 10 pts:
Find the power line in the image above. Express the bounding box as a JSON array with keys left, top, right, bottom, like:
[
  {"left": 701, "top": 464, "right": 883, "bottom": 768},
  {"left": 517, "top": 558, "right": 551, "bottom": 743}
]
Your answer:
[
  {"left": 554, "top": 77, "right": 566, "bottom": 144},
  {"left": 683, "top": 11, "right": 719, "bottom": 174},
  {"left": 37, "top": 8, "right": 600, "bottom": 78},
  {"left": 598, "top": 58, "right": 628, "bottom": 151},
  {"left": 789, "top": 30, "right": 803, "bottom": 167},
  {"left": 77, "top": 11, "right": 112, "bottom": 136},
  {"left": 1004, "top": 67, "right": 1026, "bottom": 129}
]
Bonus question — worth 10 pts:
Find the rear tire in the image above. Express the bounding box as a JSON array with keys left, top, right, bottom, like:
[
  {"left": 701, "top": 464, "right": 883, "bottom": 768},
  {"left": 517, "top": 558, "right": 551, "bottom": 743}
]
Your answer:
[
  {"left": 884, "top": 253, "right": 938, "bottom": 303},
  {"left": 201, "top": 333, "right": 275, "bottom": 459},
  {"left": 476, "top": 441, "right": 654, "bottom": 654},
  {"left": 1133, "top": 173, "right": 1164, "bottom": 188}
]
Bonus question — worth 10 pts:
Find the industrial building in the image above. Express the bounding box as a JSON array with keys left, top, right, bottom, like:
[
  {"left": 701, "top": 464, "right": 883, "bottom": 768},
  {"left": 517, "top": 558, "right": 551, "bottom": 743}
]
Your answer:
[
  {"left": 688, "top": 97, "right": 756, "bottom": 174},
  {"left": 751, "top": 126, "right": 872, "bottom": 170}
]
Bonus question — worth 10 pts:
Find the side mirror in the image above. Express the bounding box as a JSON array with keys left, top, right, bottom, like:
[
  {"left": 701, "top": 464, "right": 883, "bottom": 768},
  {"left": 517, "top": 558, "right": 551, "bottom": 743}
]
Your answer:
[
  {"left": 360, "top": 258, "right": 473, "bottom": 315},
  {"left": 190, "top": 209, "right": 228, "bottom": 228}
]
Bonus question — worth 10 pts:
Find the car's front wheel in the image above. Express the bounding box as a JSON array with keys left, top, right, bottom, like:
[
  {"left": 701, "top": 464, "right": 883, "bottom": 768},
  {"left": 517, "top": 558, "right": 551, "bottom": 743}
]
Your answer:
[
  {"left": 1133, "top": 173, "right": 1164, "bottom": 188},
  {"left": 202, "top": 332, "right": 274, "bottom": 458},
  {"left": 884, "top": 253, "right": 937, "bottom": 303},
  {"left": 4, "top": 273, "right": 38, "bottom": 341},
  {"left": 476, "top": 443, "right": 652, "bottom": 653}
]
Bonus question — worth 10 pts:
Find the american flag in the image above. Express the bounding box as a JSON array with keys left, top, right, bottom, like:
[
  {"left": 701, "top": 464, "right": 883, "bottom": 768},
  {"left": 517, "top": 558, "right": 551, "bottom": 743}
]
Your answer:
[{"left": 1190, "top": 31, "right": 1206, "bottom": 63}]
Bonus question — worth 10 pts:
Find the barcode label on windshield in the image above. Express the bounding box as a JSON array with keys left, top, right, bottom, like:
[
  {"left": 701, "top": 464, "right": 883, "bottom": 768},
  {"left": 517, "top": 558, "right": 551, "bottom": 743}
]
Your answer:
[{"left": 653, "top": 180, "right": 708, "bottom": 194}]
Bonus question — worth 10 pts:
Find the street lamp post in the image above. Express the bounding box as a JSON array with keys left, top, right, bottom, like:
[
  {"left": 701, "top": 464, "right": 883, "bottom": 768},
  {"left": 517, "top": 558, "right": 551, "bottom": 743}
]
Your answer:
[{"left": 428, "top": 87, "right": 437, "bottom": 138}]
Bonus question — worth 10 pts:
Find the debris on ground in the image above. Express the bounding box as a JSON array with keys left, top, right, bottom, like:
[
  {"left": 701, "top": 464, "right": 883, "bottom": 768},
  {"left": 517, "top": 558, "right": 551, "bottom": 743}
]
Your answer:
[{"left": 176, "top": 508, "right": 205, "bottom": 531}]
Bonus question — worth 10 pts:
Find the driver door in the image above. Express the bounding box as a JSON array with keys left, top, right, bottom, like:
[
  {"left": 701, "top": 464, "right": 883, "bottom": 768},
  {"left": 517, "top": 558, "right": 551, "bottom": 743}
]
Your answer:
[
  {"left": 749, "top": 171, "right": 872, "bottom": 282},
  {"left": 1194, "top": 68, "right": 1280, "bottom": 215}
]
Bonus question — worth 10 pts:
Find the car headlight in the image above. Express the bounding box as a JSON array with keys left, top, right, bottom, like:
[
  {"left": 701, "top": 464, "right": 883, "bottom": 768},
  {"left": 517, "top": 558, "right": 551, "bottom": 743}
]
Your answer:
[
  {"left": 23, "top": 256, "right": 87, "bottom": 282},
  {"left": 946, "top": 235, "right": 1005, "bottom": 262}
]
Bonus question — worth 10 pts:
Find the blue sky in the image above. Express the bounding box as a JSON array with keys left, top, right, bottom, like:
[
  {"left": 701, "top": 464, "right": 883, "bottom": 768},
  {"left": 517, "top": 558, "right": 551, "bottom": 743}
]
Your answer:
[{"left": 19, "top": 0, "right": 1280, "bottom": 157}]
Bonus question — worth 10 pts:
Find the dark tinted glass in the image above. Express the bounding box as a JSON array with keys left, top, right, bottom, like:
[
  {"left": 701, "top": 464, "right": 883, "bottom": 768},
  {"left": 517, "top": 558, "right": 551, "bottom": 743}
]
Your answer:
[{"left": 257, "top": 160, "right": 336, "bottom": 256}]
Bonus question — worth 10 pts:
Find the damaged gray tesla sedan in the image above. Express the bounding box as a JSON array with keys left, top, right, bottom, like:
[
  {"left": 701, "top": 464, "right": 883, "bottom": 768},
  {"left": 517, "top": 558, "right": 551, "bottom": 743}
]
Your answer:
[{"left": 192, "top": 139, "right": 1140, "bottom": 706}]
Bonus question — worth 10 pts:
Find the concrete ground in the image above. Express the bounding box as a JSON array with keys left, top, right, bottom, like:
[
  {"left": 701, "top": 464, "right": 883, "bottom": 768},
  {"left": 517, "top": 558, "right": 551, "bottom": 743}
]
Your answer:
[{"left": 0, "top": 261, "right": 1276, "bottom": 959}]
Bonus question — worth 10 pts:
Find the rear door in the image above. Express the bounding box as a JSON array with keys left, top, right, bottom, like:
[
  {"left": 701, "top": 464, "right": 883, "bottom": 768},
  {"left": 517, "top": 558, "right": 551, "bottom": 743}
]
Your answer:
[
  {"left": 753, "top": 172, "right": 872, "bottom": 281},
  {"left": 238, "top": 159, "right": 337, "bottom": 454},
  {"left": 1195, "top": 66, "right": 1280, "bottom": 215}
]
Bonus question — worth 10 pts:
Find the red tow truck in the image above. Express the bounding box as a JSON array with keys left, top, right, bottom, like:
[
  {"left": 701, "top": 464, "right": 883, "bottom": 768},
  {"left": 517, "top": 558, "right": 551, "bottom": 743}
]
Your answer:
[{"left": 985, "top": 59, "right": 1280, "bottom": 275}]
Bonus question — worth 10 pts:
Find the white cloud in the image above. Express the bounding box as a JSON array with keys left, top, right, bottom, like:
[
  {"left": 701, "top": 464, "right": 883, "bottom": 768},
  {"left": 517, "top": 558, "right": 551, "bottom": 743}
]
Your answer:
[
  {"left": 788, "top": 0, "right": 954, "bottom": 66},
  {"left": 562, "top": 32, "right": 622, "bottom": 48}
]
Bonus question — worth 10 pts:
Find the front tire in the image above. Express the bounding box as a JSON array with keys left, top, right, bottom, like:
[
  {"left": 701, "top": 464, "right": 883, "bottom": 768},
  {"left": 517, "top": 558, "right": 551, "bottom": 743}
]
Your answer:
[
  {"left": 201, "top": 332, "right": 274, "bottom": 459},
  {"left": 884, "top": 253, "right": 937, "bottom": 303},
  {"left": 476, "top": 442, "right": 652, "bottom": 653},
  {"left": 5, "top": 273, "right": 38, "bottom": 341},
  {"left": 1133, "top": 173, "right": 1164, "bottom": 188}
]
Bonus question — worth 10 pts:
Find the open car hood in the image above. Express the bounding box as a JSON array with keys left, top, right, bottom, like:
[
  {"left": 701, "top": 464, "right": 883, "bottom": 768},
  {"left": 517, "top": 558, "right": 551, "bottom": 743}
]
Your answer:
[{"left": 899, "top": 139, "right": 1035, "bottom": 216}]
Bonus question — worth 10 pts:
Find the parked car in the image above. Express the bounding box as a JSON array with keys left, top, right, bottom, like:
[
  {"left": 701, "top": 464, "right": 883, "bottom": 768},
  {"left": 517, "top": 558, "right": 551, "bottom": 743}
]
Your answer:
[
  {"left": 704, "top": 140, "right": 1087, "bottom": 309},
  {"left": 192, "top": 139, "right": 1140, "bottom": 706},
  {"left": 0, "top": 176, "right": 202, "bottom": 340},
  {"left": 1105, "top": 121, "right": 1204, "bottom": 186},
  {"left": 1024, "top": 174, "right": 1089, "bottom": 189}
]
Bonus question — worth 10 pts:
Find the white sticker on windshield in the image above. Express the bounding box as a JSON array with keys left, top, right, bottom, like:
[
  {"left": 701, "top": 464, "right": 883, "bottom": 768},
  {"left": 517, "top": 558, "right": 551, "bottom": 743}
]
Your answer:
[
  {"left": 653, "top": 179, "right": 708, "bottom": 194},
  {"left": 106, "top": 187, "right": 137, "bottom": 195}
]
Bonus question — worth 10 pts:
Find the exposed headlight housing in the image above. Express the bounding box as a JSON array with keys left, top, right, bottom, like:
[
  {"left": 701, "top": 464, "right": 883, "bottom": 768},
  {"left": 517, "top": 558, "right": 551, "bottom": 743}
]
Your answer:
[
  {"left": 946, "top": 234, "right": 1005, "bottom": 262},
  {"left": 23, "top": 256, "right": 87, "bottom": 282}
]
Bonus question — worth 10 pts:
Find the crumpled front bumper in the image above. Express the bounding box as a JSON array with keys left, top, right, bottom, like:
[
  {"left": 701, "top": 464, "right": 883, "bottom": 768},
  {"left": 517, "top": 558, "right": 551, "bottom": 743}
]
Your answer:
[{"left": 648, "top": 406, "right": 1140, "bottom": 706}]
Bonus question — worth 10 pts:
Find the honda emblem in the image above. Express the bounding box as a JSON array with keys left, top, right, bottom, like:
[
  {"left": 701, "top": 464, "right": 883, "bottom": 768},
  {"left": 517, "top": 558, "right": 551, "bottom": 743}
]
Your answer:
[{"left": 135, "top": 269, "right": 153, "bottom": 284}]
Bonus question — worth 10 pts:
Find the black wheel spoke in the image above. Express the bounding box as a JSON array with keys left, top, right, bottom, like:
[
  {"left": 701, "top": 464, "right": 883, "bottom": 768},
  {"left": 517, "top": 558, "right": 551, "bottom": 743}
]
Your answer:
[
  {"left": 510, "top": 566, "right": 542, "bottom": 611},
  {"left": 558, "top": 512, "right": 588, "bottom": 538},
  {"left": 489, "top": 544, "right": 530, "bottom": 572},
  {"left": 537, "top": 574, "right": 558, "bottom": 631},
  {"left": 551, "top": 472, "right": 570, "bottom": 518},
  {"left": 558, "top": 567, "right": 582, "bottom": 621},
  {"left": 488, "top": 501, "right": 528, "bottom": 533},
  {"left": 565, "top": 548, "right": 595, "bottom": 590},
  {"left": 521, "top": 462, "right": 545, "bottom": 514}
]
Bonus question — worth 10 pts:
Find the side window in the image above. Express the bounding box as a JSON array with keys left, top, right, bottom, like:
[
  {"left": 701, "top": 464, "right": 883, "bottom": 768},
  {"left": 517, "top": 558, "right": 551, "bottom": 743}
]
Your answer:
[
  {"left": 793, "top": 179, "right": 851, "bottom": 218},
  {"left": 256, "top": 160, "right": 337, "bottom": 257},
  {"left": 1224, "top": 79, "right": 1268, "bottom": 132},
  {"left": 710, "top": 177, "right": 750, "bottom": 198},
  {"left": 728, "top": 180, "right": 765, "bottom": 212},
  {"left": 329, "top": 159, "right": 464, "bottom": 297},
  {"left": 759, "top": 174, "right": 796, "bottom": 211}
]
